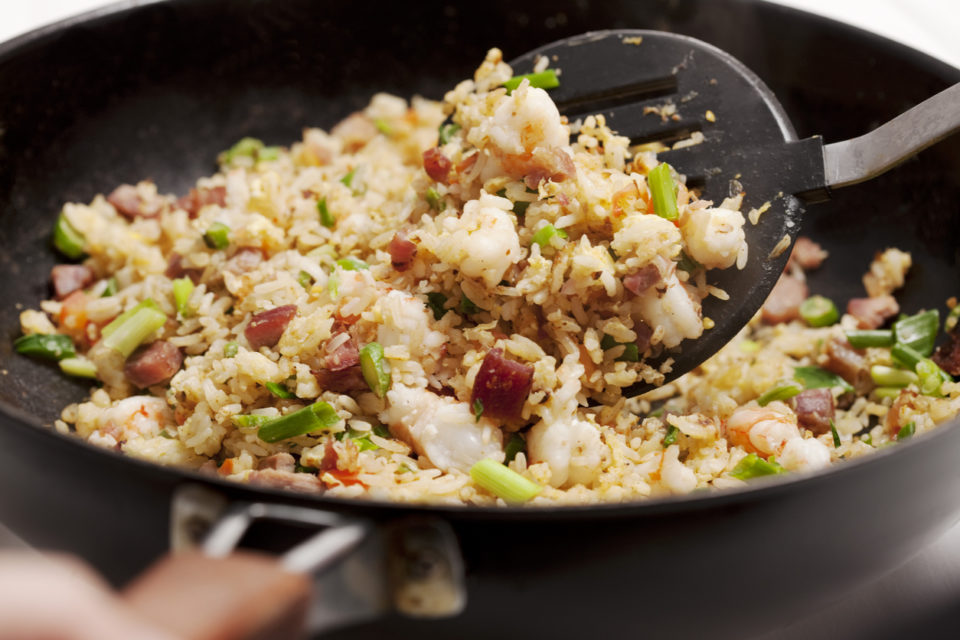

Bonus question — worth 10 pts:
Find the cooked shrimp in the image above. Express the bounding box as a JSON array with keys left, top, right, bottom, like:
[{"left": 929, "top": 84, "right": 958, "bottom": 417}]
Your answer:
[
  {"left": 681, "top": 206, "right": 746, "bottom": 270},
  {"left": 99, "top": 396, "right": 173, "bottom": 441},
  {"left": 527, "top": 414, "right": 604, "bottom": 488},
  {"left": 481, "top": 82, "right": 568, "bottom": 156},
  {"left": 634, "top": 270, "right": 702, "bottom": 348},
  {"left": 380, "top": 384, "right": 504, "bottom": 474},
  {"left": 778, "top": 437, "right": 831, "bottom": 472},
  {"left": 725, "top": 403, "right": 800, "bottom": 457}
]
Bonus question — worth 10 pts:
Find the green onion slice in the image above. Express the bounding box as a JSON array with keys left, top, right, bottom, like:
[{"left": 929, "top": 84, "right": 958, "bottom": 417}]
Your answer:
[
  {"left": 297, "top": 270, "right": 314, "bottom": 290},
  {"left": 894, "top": 309, "right": 939, "bottom": 357},
  {"left": 359, "top": 342, "right": 391, "bottom": 398},
  {"left": 101, "top": 299, "right": 161, "bottom": 339},
  {"left": 916, "top": 359, "right": 946, "bottom": 396},
  {"left": 647, "top": 163, "right": 679, "bottom": 221},
  {"left": 845, "top": 329, "right": 894, "bottom": 349},
  {"left": 438, "top": 122, "right": 461, "bottom": 145},
  {"left": 426, "top": 292, "right": 448, "bottom": 320},
  {"left": 730, "top": 453, "right": 786, "bottom": 480},
  {"left": 172, "top": 277, "right": 195, "bottom": 318},
  {"left": 317, "top": 197, "right": 335, "bottom": 228},
  {"left": 265, "top": 381, "right": 295, "bottom": 399},
  {"left": 52, "top": 212, "right": 86, "bottom": 259},
  {"left": 469, "top": 458, "right": 542, "bottom": 503},
  {"left": 503, "top": 69, "right": 560, "bottom": 93},
  {"left": 223, "top": 341, "right": 239, "bottom": 358},
  {"left": 258, "top": 146, "right": 281, "bottom": 162},
  {"left": 257, "top": 401, "right": 341, "bottom": 443},
  {"left": 340, "top": 169, "right": 356, "bottom": 189},
  {"left": 59, "top": 357, "right": 97, "bottom": 379},
  {"left": 504, "top": 433, "right": 526, "bottom": 463},
  {"left": 473, "top": 398, "right": 484, "bottom": 422},
  {"left": 335, "top": 256, "right": 369, "bottom": 271},
  {"left": 531, "top": 223, "right": 568, "bottom": 248},
  {"left": 232, "top": 414, "right": 274, "bottom": 429},
  {"left": 800, "top": 295, "right": 839, "bottom": 327},
  {"left": 830, "top": 420, "right": 841, "bottom": 448},
  {"left": 663, "top": 424, "right": 680, "bottom": 447},
  {"left": 203, "top": 222, "right": 231, "bottom": 250},
  {"left": 869, "top": 365, "right": 918, "bottom": 388},
  {"left": 459, "top": 294, "right": 481, "bottom": 315},
  {"left": 221, "top": 137, "right": 264, "bottom": 164},
  {"left": 102, "top": 307, "right": 167, "bottom": 358},
  {"left": 793, "top": 366, "right": 854, "bottom": 393},
  {"left": 757, "top": 381, "right": 804, "bottom": 407},
  {"left": 873, "top": 386, "right": 903, "bottom": 399},
  {"left": 102, "top": 277, "right": 118, "bottom": 298},
  {"left": 425, "top": 187, "right": 443, "bottom": 212},
  {"left": 14, "top": 334, "right": 76, "bottom": 361},
  {"left": 896, "top": 421, "right": 916, "bottom": 441}
]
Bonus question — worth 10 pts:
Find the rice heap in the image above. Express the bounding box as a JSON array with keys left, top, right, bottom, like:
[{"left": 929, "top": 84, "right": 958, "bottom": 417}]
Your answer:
[{"left": 17, "top": 49, "right": 960, "bottom": 505}]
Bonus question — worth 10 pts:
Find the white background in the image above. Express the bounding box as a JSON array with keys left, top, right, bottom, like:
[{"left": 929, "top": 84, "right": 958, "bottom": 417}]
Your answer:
[{"left": 1, "top": 1, "right": 959, "bottom": 638}]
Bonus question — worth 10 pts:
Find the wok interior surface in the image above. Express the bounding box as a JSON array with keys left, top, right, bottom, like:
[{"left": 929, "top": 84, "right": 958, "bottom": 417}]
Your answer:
[{"left": 1, "top": 0, "right": 960, "bottom": 638}]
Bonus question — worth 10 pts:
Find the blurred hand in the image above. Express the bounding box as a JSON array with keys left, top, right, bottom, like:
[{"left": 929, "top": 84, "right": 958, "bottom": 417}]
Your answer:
[{"left": 0, "top": 551, "right": 176, "bottom": 640}]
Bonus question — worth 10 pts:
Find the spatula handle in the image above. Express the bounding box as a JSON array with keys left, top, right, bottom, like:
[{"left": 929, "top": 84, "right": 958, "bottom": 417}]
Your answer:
[{"left": 823, "top": 82, "right": 960, "bottom": 189}]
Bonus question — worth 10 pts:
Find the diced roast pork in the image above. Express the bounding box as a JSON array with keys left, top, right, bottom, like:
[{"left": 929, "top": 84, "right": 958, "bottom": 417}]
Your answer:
[
  {"left": 470, "top": 348, "right": 534, "bottom": 422},
  {"left": 847, "top": 295, "right": 899, "bottom": 329},
  {"left": 245, "top": 305, "right": 297, "bottom": 350},
  {"left": 124, "top": 341, "right": 183, "bottom": 388},
  {"left": 51, "top": 265, "right": 94, "bottom": 300},
  {"left": 792, "top": 388, "right": 835, "bottom": 435},
  {"left": 761, "top": 275, "right": 808, "bottom": 324}
]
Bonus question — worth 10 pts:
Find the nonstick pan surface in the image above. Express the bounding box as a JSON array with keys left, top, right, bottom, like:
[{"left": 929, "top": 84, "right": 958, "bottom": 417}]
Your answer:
[{"left": 1, "top": 1, "right": 960, "bottom": 638}]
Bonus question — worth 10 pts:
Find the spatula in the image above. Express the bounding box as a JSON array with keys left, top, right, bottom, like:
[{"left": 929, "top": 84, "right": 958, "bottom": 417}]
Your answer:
[{"left": 510, "top": 30, "right": 960, "bottom": 395}]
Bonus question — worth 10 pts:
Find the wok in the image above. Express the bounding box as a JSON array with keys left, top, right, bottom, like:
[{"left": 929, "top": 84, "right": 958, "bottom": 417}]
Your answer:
[{"left": 1, "top": 0, "right": 960, "bottom": 637}]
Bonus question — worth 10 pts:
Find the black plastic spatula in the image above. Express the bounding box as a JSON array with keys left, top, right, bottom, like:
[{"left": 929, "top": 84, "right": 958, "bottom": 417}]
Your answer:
[{"left": 510, "top": 30, "right": 960, "bottom": 395}]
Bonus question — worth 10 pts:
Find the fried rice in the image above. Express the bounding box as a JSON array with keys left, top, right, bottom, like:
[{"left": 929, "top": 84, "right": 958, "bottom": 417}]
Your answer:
[{"left": 16, "top": 49, "right": 960, "bottom": 506}]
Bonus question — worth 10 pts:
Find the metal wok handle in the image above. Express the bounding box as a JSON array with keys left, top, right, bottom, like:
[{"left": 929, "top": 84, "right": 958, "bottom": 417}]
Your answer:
[
  {"left": 121, "top": 485, "right": 466, "bottom": 639},
  {"left": 822, "top": 82, "right": 960, "bottom": 189}
]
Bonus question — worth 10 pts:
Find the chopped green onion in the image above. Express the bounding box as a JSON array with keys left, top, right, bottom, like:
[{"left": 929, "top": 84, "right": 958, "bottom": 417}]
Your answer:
[
  {"left": 513, "top": 200, "right": 530, "bottom": 219},
  {"left": 101, "top": 277, "right": 118, "bottom": 297},
  {"left": 896, "top": 421, "right": 916, "bottom": 440},
  {"left": 647, "top": 163, "right": 679, "bottom": 221},
  {"left": 531, "top": 223, "right": 568, "bottom": 248},
  {"left": 469, "top": 458, "right": 542, "bottom": 503},
  {"left": 327, "top": 271, "right": 341, "bottom": 298},
  {"left": 58, "top": 357, "right": 97, "bottom": 379},
  {"left": 793, "top": 366, "right": 854, "bottom": 393},
  {"left": 459, "top": 294, "right": 480, "bottom": 315},
  {"left": 203, "top": 222, "right": 230, "bottom": 250},
  {"left": 730, "top": 453, "right": 786, "bottom": 480},
  {"left": 257, "top": 401, "right": 341, "bottom": 443},
  {"left": 438, "top": 122, "right": 461, "bottom": 145},
  {"left": 265, "top": 381, "right": 295, "bottom": 399},
  {"left": 221, "top": 137, "right": 264, "bottom": 164},
  {"left": 800, "top": 295, "right": 839, "bottom": 327},
  {"left": 894, "top": 309, "right": 939, "bottom": 357},
  {"left": 102, "top": 306, "right": 167, "bottom": 358},
  {"left": 600, "top": 334, "right": 619, "bottom": 350},
  {"left": 172, "top": 277, "right": 194, "bottom": 318},
  {"left": 676, "top": 251, "right": 701, "bottom": 273},
  {"left": 873, "top": 386, "right": 902, "bottom": 399},
  {"left": 891, "top": 342, "right": 924, "bottom": 370},
  {"left": 845, "top": 329, "right": 894, "bottom": 349},
  {"left": 425, "top": 187, "right": 443, "bottom": 211},
  {"left": 14, "top": 334, "right": 76, "bottom": 361},
  {"left": 258, "top": 146, "right": 281, "bottom": 162},
  {"left": 223, "top": 342, "right": 239, "bottom": 358},
  {"left": 335, "top": 256, "right": 369, "bottom": 271},
  {"left": 101, "top": 299, "right": 161, "bottom": 340},
  {"left": 297, "top": 270, "right": 314, "bottom": 290},
  {"left": 946, "top": 304, "right": 960, "bottom": 332},
  {"left": 295, "top": 463, "right": 319, "bottom": 474},
  {"left": 52, "top": 212, "right": 86, "bottom": 259},
  {"left": 663, "top": 425, "right": 680, "bottom": 447},
  {"left": 317, "top": 197, "right": 335, "bottom": 228},
  {"left": 473, "top": 398, "right": 484, "bottom": 422},
  {"left": 426, "top": 292, "right": 448, "bottom": 320},
  {"left": 869, "top": 365, "right": 918, "bottom": 388},
  {"left": 916, "top": 359, "right": 946, "bottom": 396},
  {"left": 503, "top": 69, "right": 560, "bottom": 93},
  {"left": 374, "top": 118, "right": 392, "bottom": 135},
  {"left": 504, "top": 433, "right": 526, "bottom": 463},
  {"left": 757, "top": 381, "right": 804, "bottom": 407},
  {"left": 340, "top": 169, "right": 356, "bottom": 189},
  {"left": 335, "top": 427, "right": 380, "bottom": 451},
  {"left": 830, "top": 419, "right": 841, "bottom": 448},
  {"left": 739, "top": 339, "right": 760, "bottom": 354},
  {"left": 232, "top": 414, "right": 274, "bottom": 429},
  {"left": 158, "top": 430, "right": 175, "bottom": 439},
  {"left": 359, "top": 342, "right": 391, "bottom": 398},
  {"left": 617, "top": 343, "right": 640, "bottom": 362}
]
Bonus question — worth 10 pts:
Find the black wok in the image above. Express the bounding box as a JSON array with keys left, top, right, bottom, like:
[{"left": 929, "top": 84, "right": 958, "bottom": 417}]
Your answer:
[{"left": 1, "top": 0, "right": 960, "bottom": 638}]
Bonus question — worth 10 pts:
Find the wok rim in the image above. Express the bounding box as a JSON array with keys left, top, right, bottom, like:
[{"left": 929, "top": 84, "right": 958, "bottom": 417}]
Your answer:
[{"left": 1, "top": 0, "right": 959, "bottom": 522}]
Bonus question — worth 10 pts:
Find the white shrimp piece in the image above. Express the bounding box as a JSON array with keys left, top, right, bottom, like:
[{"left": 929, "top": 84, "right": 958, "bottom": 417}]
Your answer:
[
  {"left": 725, "top": 403, "right": 800, "bottom": 457},
  {"left": 99, "top": 396, "right": 173, "bottom": 441},
  {"left": 635, "top": 271, "right": 703, "bottom": 348},
  {"left": 779, "top": 437, "right": 831, "bottom": 473},
  {"left": 681, "top": 206, "right": 746, "bottom": 269},
  {"left": 426, "top": 191, "right": 522, "bottom": 288},
  {"left": 481, "top": 83, "right": 568, "bottom": 155},
  {"left": 660, "top": 444, "right": 698, "bottom": 494},
  {"left": 527, "top": 415, "right": 603, "bottom": 488},
  {"left": 380, "top": 384, "right": 504, "bottom": 474}
]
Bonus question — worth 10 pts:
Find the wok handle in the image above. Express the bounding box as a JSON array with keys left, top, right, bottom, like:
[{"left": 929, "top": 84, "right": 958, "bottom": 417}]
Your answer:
[
  {"left": 822, "top": 82, "right": 960, "bottom": 189},
  {"left": 122, "top": 550, "right": 312, "bottom": 640}
]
